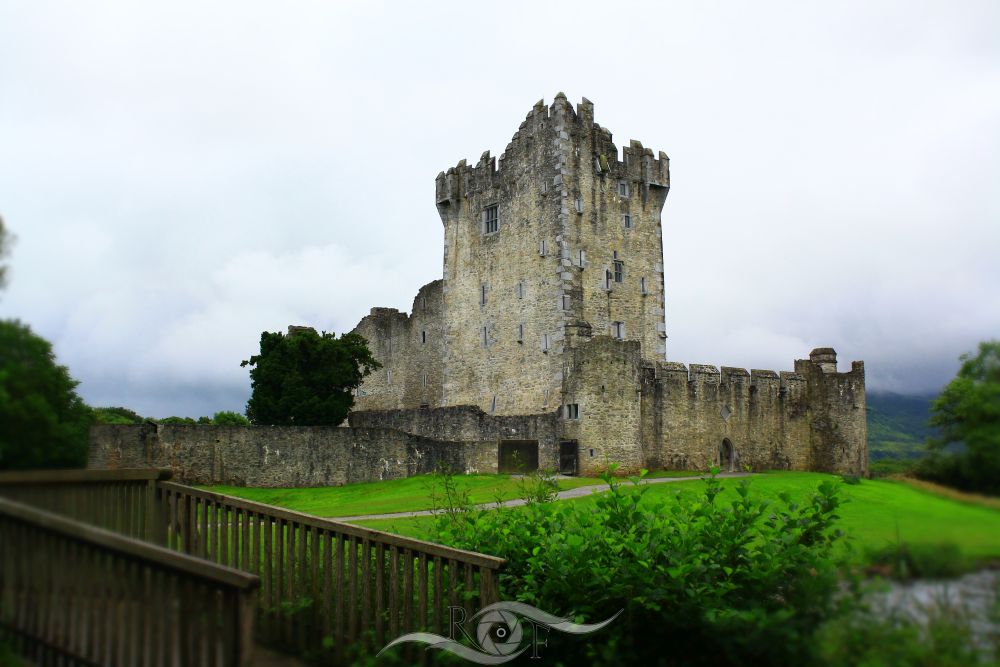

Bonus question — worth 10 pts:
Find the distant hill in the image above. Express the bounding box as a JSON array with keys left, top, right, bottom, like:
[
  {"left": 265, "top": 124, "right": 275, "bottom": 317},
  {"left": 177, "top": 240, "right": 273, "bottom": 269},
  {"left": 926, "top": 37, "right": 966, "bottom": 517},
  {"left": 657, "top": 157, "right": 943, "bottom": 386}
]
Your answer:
[{"left": 866, "top": 391, "right": 936, "bottom": 461}]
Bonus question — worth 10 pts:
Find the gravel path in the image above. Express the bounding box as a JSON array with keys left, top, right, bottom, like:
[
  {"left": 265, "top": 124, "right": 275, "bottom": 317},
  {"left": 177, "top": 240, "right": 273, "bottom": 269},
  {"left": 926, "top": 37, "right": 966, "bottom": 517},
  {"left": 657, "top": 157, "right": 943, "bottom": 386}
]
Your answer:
[{"left": 335, "top": 472, "right": 751, "bottom": 522}]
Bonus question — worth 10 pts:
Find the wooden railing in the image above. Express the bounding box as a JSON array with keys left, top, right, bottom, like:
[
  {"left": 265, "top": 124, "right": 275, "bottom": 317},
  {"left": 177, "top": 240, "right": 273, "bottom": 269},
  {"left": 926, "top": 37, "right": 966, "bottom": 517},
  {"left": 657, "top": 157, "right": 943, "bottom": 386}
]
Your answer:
[
  {"left": 0, "top": 468, "right": 170, "bottom": 542},
  {"left": 0, "top": 469, "right": 507, "bottom": 663},
  {"left": 157, "top": 482, "right": 505, "bottom": 660},
  {"left": 0, "top": 496, "right": 259, "bottom": 667}
]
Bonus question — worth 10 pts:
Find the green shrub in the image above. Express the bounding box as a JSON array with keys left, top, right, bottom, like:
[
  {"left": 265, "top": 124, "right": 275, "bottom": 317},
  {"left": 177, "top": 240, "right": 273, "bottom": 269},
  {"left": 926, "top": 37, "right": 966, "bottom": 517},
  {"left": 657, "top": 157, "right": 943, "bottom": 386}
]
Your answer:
[
  {"left": 841, "top": 473, "right": 863, "bottom": 485},
  {"left": 817, "top": 603, "right": 995, "bottom": 667},
  {"left": 429, "top": 467, "right": 853, "bottom": 666},
  {"left": 867, "top": 541, "right": 968, "bottom": 580}
]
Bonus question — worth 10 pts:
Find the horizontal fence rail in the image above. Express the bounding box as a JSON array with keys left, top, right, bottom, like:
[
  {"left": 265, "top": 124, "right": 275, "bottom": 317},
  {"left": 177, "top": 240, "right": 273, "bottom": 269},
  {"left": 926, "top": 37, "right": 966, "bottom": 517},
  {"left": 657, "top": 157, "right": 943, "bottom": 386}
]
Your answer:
[
  {"left": 0, "top": 496, "right": 259, "bottom": 667},
  {"left": 157, "top": 482, "right": 505, "bottom": 660},
  {"left": 0, "top": 468, "right": 172, "bottom": 543}
]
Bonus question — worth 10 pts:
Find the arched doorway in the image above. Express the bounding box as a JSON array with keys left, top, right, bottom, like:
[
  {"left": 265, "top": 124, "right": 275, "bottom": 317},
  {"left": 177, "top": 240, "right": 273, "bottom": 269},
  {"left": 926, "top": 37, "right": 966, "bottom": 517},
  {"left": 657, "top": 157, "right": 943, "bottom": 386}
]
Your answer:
[{"left": 720, "top": 439, "right": 735, "bottom": 472}]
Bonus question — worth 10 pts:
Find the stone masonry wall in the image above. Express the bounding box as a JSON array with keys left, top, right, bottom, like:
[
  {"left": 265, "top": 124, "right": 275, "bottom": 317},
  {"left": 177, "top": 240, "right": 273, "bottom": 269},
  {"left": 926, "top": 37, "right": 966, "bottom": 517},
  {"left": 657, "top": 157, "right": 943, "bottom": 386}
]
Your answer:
[
  {"left": 88, "top": 424, "right": 495, "bottom": 487},
  {"left": 348, "top": 406, "right": 561, "bottom": 471}
]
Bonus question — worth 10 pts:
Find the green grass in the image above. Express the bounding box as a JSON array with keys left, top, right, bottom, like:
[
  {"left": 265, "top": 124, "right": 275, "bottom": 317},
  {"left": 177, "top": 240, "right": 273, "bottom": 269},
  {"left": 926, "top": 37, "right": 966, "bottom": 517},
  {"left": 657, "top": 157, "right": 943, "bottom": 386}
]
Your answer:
[
  {"left": 355, "top": 472, "right": 1000, "bottom": 563},
  {"left": 204, "top": 473, "right": 597, "bottom": 518}
]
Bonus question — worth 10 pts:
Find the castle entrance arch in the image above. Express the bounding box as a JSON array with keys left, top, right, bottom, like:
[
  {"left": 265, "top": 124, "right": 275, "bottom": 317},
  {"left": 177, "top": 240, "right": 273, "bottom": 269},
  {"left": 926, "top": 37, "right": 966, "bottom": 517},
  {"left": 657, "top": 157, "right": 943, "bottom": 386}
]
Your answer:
[
  {"left": 720, "top": 439, "right": 736, "bottom": 472},
  {"left": 499, "top": 440, "right": 539, "bottom": 473}
]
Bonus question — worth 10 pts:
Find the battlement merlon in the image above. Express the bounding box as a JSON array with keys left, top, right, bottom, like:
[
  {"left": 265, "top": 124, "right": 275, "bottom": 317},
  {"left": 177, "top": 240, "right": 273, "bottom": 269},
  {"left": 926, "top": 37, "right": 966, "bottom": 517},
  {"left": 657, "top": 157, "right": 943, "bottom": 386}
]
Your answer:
[{"left": 434, "top": 94, "right": 670, "bottom": 211}]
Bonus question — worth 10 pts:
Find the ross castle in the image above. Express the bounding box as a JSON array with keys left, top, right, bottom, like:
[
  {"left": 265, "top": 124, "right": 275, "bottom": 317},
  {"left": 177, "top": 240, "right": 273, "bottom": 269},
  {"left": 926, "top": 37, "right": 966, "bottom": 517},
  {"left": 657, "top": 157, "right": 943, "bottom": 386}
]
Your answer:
[{"left": 347, "top": 93, "right": 868, "bottom": 477}]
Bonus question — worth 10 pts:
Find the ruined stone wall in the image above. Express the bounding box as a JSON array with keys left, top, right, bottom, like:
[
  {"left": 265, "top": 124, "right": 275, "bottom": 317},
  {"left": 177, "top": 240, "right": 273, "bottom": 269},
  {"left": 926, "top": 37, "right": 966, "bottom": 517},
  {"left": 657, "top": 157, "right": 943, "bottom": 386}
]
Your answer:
[
  {"left": 352, "top": 280, "right": 445, "bottom": 411},
  {"left": 88, "top": 423, "right": 493, "bottom": 487},
  {"left": 348, "top": 406, "right": 561, "bottom": 471},
  {"left": 561, "top": 336, "right": 645, "bottom": 475},
  {"left": 795, "top": 349, "right": 869, "bottom": 475}
]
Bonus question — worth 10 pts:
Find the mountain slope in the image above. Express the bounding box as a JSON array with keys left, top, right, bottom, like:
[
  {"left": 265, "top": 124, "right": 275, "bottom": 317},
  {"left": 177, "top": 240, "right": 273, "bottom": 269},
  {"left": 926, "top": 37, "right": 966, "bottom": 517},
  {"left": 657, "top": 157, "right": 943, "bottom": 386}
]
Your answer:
[{"left": 866, "top": 391, "right": 936, "bottom": 460}]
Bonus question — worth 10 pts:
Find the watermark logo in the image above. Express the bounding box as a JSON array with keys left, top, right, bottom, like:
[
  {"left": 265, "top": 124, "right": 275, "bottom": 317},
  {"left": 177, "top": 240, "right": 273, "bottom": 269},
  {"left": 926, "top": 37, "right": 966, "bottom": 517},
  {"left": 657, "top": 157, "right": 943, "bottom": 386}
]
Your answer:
[{"left": 377, "top": 601, "right": 621, "bottom": 663}]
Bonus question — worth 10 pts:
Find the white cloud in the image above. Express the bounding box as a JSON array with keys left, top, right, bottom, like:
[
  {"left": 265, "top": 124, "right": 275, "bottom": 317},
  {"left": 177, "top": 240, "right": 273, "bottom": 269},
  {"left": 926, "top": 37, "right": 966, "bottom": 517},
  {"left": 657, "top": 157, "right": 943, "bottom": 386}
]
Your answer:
[{"left": 1, "top": 0, "right": 998, "bottom": 415}]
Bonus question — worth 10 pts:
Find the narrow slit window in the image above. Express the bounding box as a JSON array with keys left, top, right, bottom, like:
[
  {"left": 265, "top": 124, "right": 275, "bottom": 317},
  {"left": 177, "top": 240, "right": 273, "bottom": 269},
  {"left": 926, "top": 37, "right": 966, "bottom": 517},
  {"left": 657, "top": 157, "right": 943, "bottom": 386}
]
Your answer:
[
  {"left": 577, "top": 249, "right": 586, "bottom": 267},
  {"left": 612, "top": 321, "right": 625, "bottom": 340},
  {"left": 387, "top": 369, "right": 393, "bottom": 384},
  {"left": 480, "top": 283, "right": 487, "bottom": 306},
  {"left": 421, "top": 330, "right": 427, "bottom": 344},
  {"left": 640, "top": 277, "right": 647, "bottom": 295},
  {"left": 517, "top": 323, "right": 524, "bottom": 342},
  {"left": 561, "top": 294, "right": 571, "bottom": 310},
  {"left": 542, "top": 333, "right": 550, "bottom": 352},
  {"left": 490, "top": 395, "right": 497, "bottom": 414},
  {"left": 604, "top": 269, "right": 613, "bottom": 290},
  {"left": 575, "top": 197, "right": 583, "bottom": 213},
  {"left": 482, "top": 326, "right": 488, "bottom": 348},
  {"left": 539, "top": 239, "right": 547, "bottom": 256},
  {"left": 421, "top": 372, "right": 428, "bottom": 388},
  {"left": 516, "top": 281, "right": 524, "bottom": 299},
  {"left": 622, "top": 214, "right": 632, "bottom": 229}
]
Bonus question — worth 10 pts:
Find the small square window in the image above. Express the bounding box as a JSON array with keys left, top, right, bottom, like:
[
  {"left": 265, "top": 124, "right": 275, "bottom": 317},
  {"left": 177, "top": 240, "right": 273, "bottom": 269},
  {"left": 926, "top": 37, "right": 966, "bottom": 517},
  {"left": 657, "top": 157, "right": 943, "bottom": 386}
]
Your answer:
[
  {"left": 622, "top": 214, "right": 632, "bottom": 229},
  {"left": 483, "top": 205, "right": 499, "bottom": 234},
  {"left": 563, "top": 403, "right": 580, "bottom": 420},
  {"left": 618, "top": 181, "right": 629, "bottom": 197}
]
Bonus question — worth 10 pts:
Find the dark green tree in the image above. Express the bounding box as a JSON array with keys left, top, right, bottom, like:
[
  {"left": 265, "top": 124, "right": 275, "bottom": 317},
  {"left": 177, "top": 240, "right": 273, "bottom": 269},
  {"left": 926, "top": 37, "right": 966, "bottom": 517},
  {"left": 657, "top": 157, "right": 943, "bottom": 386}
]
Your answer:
[
  {"left": 0, "top": 320, "right": 92, "bottom": 469},
  {"left": 241, "top": 329, "right": 380, "bottom": 426},
  {"left": 918, "top": 340, "right": 1000, "bottom": 495}
]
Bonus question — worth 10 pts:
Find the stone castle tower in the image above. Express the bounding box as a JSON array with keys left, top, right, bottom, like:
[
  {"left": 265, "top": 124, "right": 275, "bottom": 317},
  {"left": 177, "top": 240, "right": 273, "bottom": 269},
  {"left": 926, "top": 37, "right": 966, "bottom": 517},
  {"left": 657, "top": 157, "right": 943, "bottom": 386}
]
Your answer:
[{"left": 350, "top": 94, "right": 867, "bottom": 477}]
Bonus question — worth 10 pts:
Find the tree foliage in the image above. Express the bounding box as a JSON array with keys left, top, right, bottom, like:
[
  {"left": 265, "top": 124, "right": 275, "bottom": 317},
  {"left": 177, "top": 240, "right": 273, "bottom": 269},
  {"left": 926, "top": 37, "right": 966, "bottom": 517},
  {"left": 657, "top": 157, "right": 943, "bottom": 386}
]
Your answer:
[
  {"left": 92, "top": 406, "right": 146, "bottom": 425},
  {"left": 0, "top": 214, "right": 11, "bottom": 292},
  {"left": 918, "top": 340, "right": 1000, "bottom": 495},
  {"left": 212, "top": 410, "right": 250, "bottom": 426},
  {"left": 0, "top": 320, "right": 92, "bottom": 469},
  {"left": 241, "top": 329, "right": 380, "bottom": 426}
]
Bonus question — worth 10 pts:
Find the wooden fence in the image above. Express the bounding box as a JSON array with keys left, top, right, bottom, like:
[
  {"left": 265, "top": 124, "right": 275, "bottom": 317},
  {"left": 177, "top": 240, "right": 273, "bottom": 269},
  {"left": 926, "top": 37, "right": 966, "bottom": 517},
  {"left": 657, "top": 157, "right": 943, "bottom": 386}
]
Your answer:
[
  {"left": 0, "top": 468, "right": 169, "bottom": 542},
  {"left": 157, "top": 482, "right": 505, "bottom": 660},
  {"left": 0, "top": 496, "right": 258, "bottom": 666},
  {"left": 0, "top": 469, "right": 506, "bottom": 663}
]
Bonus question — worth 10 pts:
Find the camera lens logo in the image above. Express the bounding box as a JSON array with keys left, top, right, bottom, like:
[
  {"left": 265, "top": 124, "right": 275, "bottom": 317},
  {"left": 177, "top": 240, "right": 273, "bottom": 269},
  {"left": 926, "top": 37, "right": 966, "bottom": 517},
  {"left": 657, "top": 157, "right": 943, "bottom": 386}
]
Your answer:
[
  {"left": 477, "top": 609, "right": 522, "bottom": 656},
  {"left": 378, "top": 601, "right": 621, "bottom": 664}
]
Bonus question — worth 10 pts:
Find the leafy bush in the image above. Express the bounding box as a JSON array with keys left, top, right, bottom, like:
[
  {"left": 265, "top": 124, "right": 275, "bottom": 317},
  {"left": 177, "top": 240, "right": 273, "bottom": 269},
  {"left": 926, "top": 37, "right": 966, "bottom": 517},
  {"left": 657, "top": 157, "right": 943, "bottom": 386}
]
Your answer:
[
  {"left": 817, "top": 601, "right": 996, "bottom": 667},
  {"left": 841, "top": 473, "right": 863, "bottom": 485},
  {"left": 867, "top": 541, "right": 967, "bottom": 580},
  {"left": 429, "top": 467, "right": 853, "bottom": 666}
]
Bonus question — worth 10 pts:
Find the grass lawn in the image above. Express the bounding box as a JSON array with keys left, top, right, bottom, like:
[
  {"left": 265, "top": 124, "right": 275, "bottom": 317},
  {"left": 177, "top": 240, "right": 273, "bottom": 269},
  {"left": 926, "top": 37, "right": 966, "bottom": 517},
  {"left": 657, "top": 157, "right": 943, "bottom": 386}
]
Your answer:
[
  {"left": 204, "top": 473, "right": 596, "bottom": 518},
  {"left": 355, "top": 472, "right": 1000, "bottom": 563}
]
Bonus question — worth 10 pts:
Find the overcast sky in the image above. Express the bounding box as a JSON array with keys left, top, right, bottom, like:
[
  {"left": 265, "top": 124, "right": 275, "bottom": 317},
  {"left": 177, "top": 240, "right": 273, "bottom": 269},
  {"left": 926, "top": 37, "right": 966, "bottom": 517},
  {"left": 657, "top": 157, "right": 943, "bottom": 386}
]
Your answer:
[{"left": 1, "top": 1, "right": 998, "bottom": 417}]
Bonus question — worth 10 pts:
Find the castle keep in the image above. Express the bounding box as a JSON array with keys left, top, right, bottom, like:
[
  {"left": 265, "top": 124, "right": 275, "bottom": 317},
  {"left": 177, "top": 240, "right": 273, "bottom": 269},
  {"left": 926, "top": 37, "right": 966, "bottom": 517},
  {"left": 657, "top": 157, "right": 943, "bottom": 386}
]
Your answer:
[{"left": 348, "top": 93, "right": 867, "bottom": 477}]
